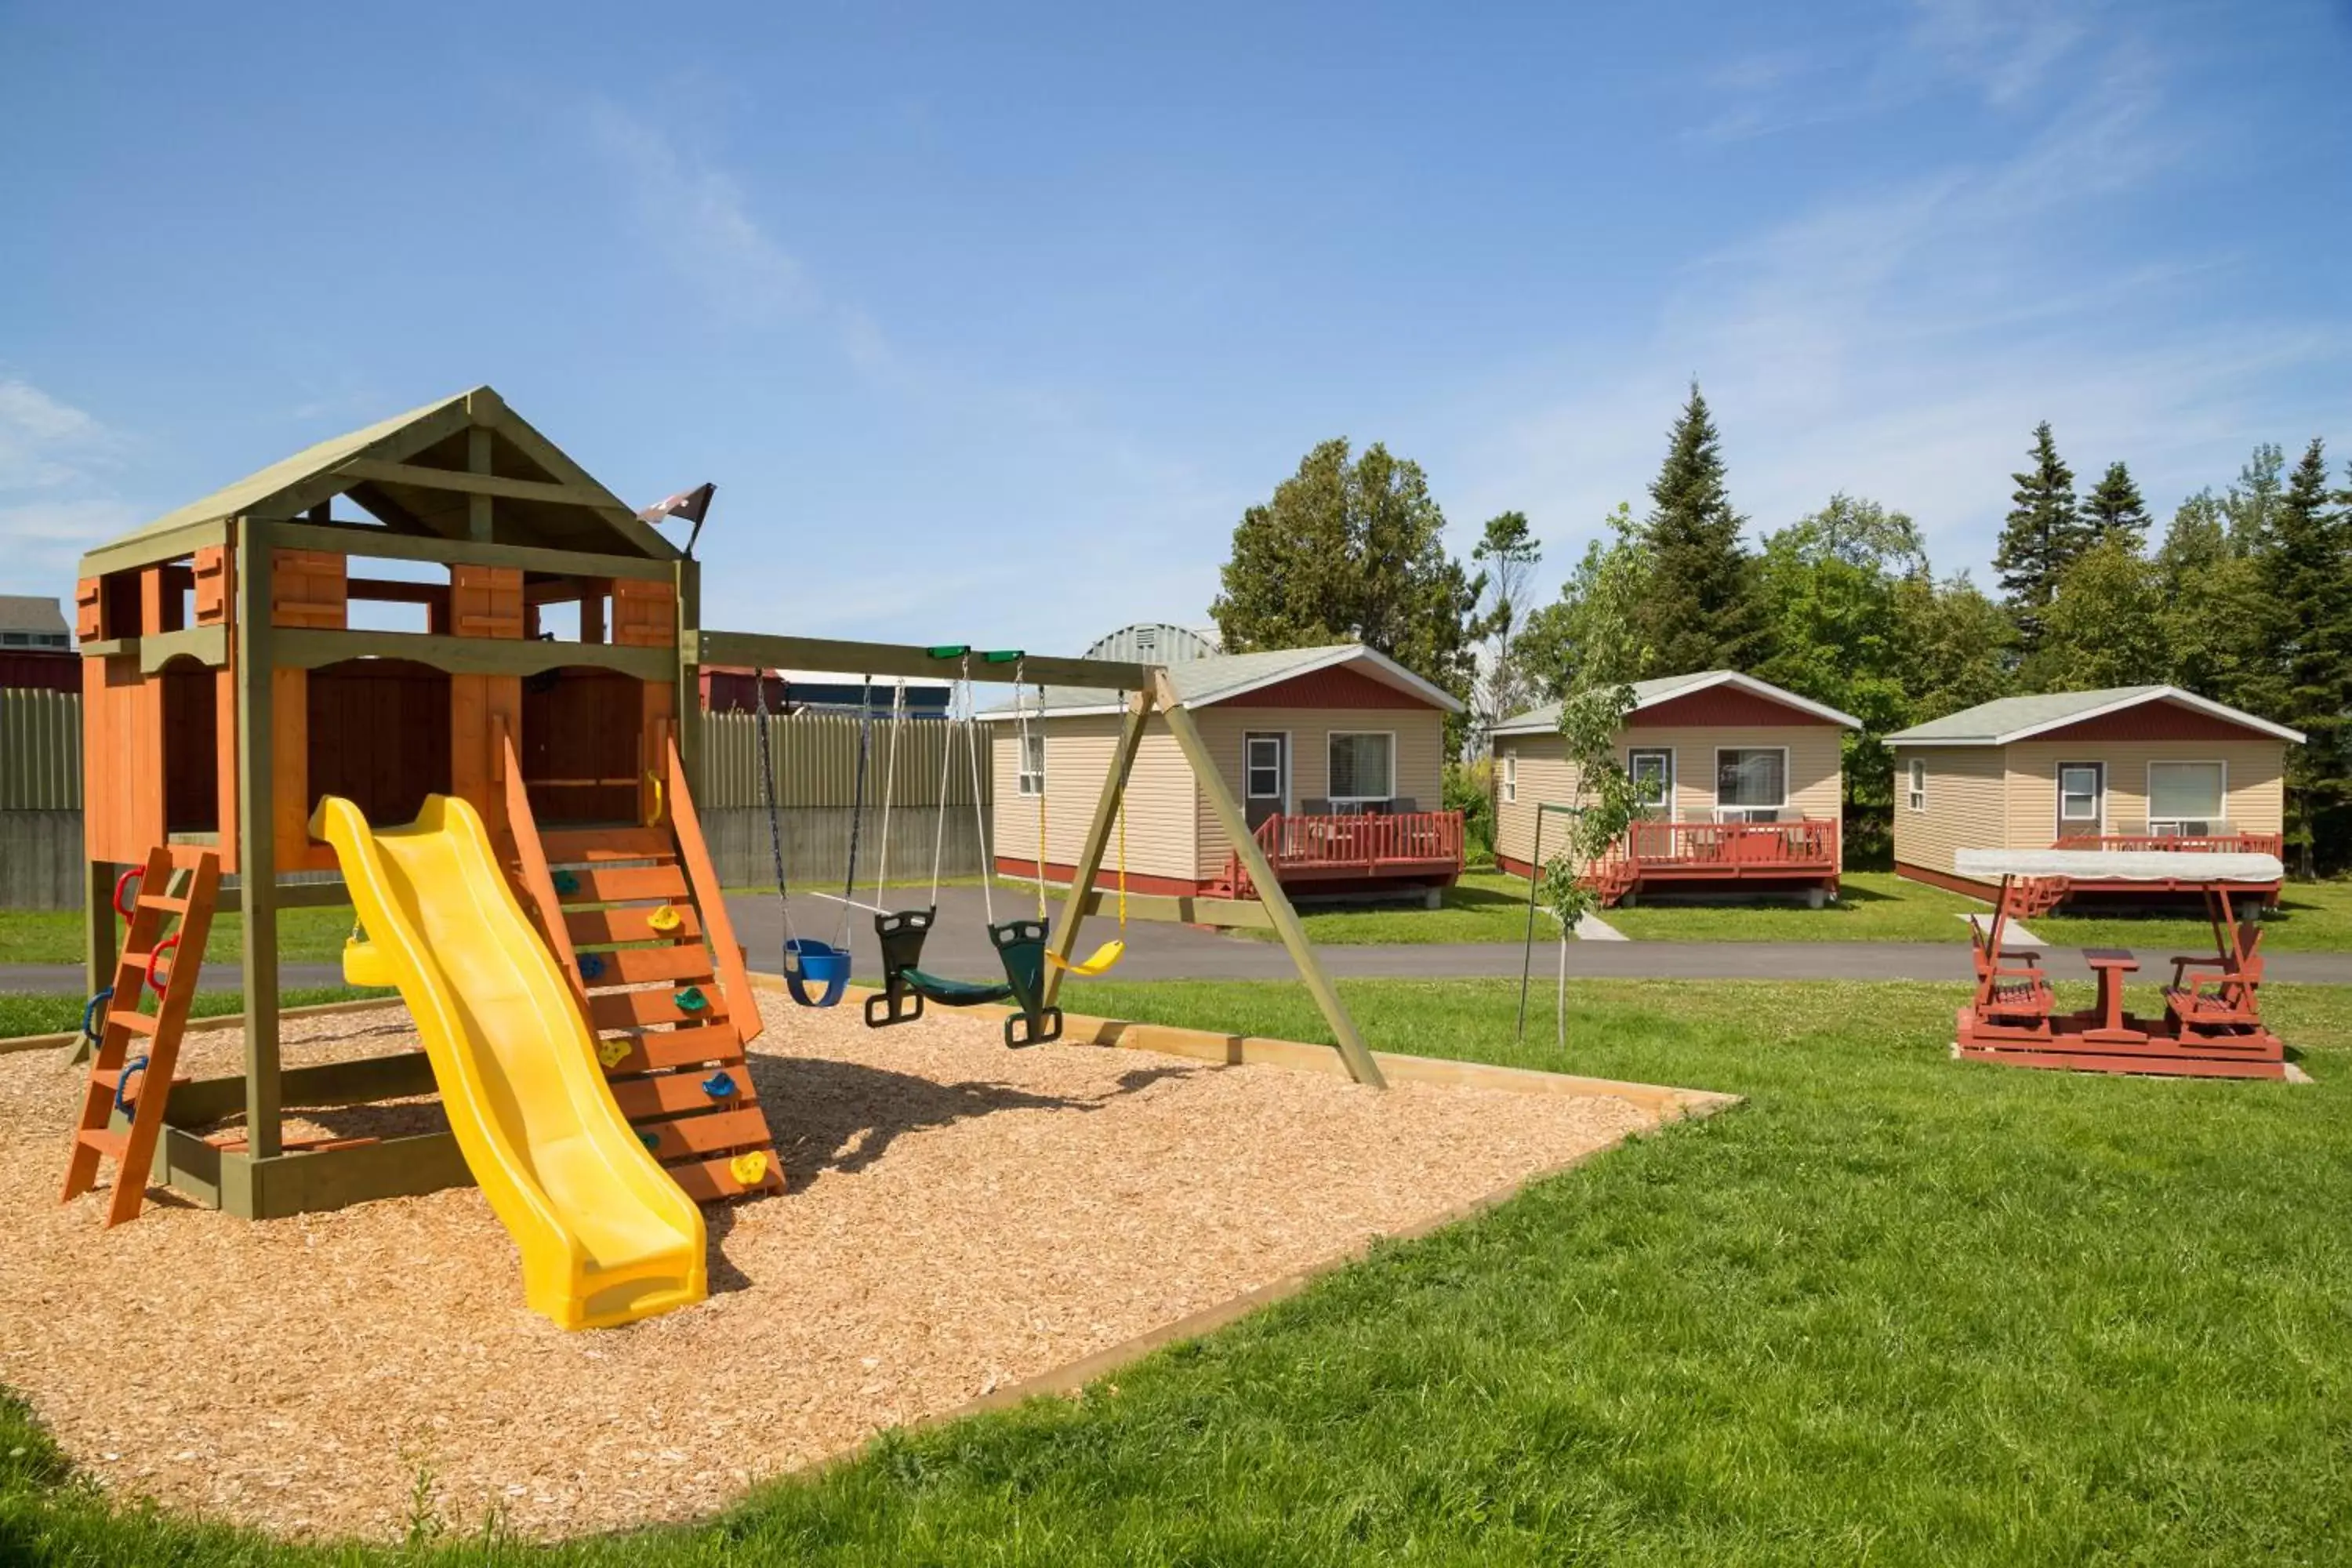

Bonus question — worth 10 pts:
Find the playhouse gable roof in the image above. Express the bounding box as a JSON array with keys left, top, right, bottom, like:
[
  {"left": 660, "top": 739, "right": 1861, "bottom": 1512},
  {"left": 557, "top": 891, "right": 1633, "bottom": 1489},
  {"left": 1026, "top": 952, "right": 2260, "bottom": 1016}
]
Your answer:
[
  {"left": 85, "top": 386, "right": 681, "bottom": 572},
  {"left": 1886, "top": 686, "right": 2304, "bottom": 747},
  {"left": 1490, "top": 670, "right": 1860, "bottom": 736}
]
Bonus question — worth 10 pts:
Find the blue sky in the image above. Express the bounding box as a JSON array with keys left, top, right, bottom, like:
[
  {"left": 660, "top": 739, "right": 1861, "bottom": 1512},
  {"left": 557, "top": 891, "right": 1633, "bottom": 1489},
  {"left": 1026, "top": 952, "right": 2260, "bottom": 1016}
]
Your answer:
[{"left": 3, "top": 0, "right": 2347, "bottom": 651}]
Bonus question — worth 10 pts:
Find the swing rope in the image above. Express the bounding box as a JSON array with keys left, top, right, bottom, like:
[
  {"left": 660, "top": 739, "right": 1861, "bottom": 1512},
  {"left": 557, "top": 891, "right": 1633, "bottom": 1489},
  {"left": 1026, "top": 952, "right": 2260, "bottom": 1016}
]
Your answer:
[
  {"left": 871, "top": 679, "right": 906, "bottom": 911},
  {"left": 929, "top": 663, "right": 956, "bottom": 909},
  {"left": 965, "top": 653, "right": 994, "bottom": 926},
  {"left": 752, "top": 671, "right": 800, "bottom": 965},
  {"left": 1017, "top": 658, "right": 1048, "bottom": 918},
  {"left": 834, "top": 677, "right": 873, "bottom": 949}
]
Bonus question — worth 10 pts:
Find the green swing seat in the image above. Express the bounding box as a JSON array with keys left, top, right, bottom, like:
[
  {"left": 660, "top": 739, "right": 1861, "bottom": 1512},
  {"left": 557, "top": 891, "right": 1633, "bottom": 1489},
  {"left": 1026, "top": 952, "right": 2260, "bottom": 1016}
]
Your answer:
[{"left": 866, "top": 909, "right": 1064, "bottom": 1048}]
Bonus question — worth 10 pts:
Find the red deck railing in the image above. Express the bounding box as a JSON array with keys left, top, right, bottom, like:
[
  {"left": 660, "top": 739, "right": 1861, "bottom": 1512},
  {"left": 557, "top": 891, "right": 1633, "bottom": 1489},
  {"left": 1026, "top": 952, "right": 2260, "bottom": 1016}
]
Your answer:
[
  {"left": 2053, "top": 832, "right": 2284, "bottom": 857},
  {"left": 1579, "top": 817, "right": 1842, "bottom": 906},
  {"left": 1217, "top": 811, "right": 1465, "bottom": 899}
]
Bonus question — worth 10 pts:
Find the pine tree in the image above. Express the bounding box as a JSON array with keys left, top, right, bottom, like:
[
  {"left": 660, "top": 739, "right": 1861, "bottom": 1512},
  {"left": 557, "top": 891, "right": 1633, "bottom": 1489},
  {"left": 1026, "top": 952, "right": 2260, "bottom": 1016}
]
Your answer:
[
  {"left": 2080, "top": 459, "right": 2151, "bottom": 548},
  {"left": 2261, "top": 438, "right": 2352, "bottom": 875},
  {"left": 1991, "top": 421, "right": 2087, "bottom": 654},
  {"left": 1632, "top": 383, "right": 1758, "bottom": 674}
]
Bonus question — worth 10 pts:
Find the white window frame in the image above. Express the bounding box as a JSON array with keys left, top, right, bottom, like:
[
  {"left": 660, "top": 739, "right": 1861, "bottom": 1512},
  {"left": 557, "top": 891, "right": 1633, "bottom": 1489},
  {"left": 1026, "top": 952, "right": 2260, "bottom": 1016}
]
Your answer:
[
  {"left": 2145, "top": 759, "right": 2227, "bottom": 834},
  {"left": 1326, "top": 730, "right": 1397, "bottom": 809},
  {"left": 1626, "top": 746, "right": 1675, "bottom": 815},
  {"left": 1017, "top": 732, "right": 1046, "bottom": 797},
  {"left": 1501, "top": 748, "right": 1517, "bottom": 804},
  {"left": 2056, "top": 760, "right": 2104, "bottom": 834},
  {"left": 1713, "top": 746, "right": 1790, "bottom": 822},
  {"left": 1907, "top": 758, "right": 1926, "bottom": 813},
  {"left": 1244, "top": 731, "right": 1291, "bottom": 811}
]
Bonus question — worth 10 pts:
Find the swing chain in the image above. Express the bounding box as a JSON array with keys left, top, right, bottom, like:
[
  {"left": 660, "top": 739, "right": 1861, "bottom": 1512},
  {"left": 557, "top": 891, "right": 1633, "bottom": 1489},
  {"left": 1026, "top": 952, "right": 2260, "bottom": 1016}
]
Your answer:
[{"left": 752, "top": 670, "right": 799, "bottom": 968}]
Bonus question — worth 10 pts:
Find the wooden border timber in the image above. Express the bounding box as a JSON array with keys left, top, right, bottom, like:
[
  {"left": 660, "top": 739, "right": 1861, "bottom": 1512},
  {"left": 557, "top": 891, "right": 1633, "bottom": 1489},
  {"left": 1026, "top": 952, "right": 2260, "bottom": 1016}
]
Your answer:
[
  {"left": 1044, "top": 686, "right": 1157, "bottom": 1003},
  {"left": 264, "top": 520, "right": 677, "bottom": 582},
  {"left": 745, "top": 975, "right": 1731, "bottom": 1120},
  {"left": 877, "top": 1080, "right": 1737, "bottom": 1446},
  {"left": 687, "top": 630, "right": 1152, "bottom": 694},
  {"left": 1152, "top": 670, "right": 1388, "bottom": 1088},
  {"left": 270, "top": 627, "right": 674, "bottom": 681}
]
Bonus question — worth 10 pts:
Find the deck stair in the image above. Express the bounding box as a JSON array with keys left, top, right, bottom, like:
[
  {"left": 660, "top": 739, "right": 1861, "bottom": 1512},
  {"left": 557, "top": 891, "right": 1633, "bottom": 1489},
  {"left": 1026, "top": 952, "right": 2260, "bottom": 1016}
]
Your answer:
[
  {"left": 503, "top": 736, "right": 782, "bottom": 1203},
  {"left": 60, "top": 846, "right": 220, "bottom": 1226}
]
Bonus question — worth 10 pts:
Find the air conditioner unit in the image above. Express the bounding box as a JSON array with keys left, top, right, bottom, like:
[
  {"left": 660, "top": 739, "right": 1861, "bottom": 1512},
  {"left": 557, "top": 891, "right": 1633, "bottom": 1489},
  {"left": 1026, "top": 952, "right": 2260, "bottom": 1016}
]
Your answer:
[{"left": 2149, "top": 820, "right": 2212, "bottom": 837}]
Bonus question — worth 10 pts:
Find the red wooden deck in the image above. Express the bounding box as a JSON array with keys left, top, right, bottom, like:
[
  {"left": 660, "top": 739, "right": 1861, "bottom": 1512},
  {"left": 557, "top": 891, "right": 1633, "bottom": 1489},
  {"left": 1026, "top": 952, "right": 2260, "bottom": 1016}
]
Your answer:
[
  {"left": 1584, "top": 818, "right": 1841, "bottom": 906},
  {"left": 2048, "top": 832, "right": 2285, "bottom": 903},
  {"left": 1213, "top": 811, "right": 1465, "bottom": 900}
]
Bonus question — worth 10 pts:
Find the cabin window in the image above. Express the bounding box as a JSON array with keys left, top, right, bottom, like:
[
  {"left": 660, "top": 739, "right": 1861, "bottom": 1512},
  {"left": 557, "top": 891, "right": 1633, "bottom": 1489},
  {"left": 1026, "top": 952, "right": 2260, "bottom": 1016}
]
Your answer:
[
  {"left": 1246, "top": 735, "right": 1286, "bottom": 801},
  {"left": 2058, "top": 764, "right": 2103, "bottom": 826},
  {"left": 1628, "top": 748, "right": 1673, "bottom": 812},
  {"left": 1327, "top": 731, "right": 1395, "bottom": 807},
  {"left": 1501, "top": 749, "right": 1517, "bottom": 804},
  {"left": 1907, "top": 759, "right": 1926, "bottom": 813},
  {"left": 1018, "top": 733, "right": 1046, "bottom": 796},
  {"left": 2147, "top": 761, "right": 2226, "bottom": 832},
  {"left": 1715, "top": 748, "right": 1787, "bottom": 821}
]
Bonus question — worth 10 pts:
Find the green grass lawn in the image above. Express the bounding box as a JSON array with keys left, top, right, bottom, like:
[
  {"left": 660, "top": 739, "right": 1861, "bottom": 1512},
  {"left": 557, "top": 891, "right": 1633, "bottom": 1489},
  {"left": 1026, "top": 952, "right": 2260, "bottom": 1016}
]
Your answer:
[
  {"left": 0, "top": 904, "right": 361, "bottom": 967},
  {"left": 9, "top": 973, "right": 2352, "bottom": 1563},
  {"left": 1272, "top": 869, "right": 1984, "bottom": 945},
  {"left": 2032, "top": 878, "right": 2352, "bottom": 953},
  {"left": 0, "top": 986, "right": 391, "bottom": 1042}
]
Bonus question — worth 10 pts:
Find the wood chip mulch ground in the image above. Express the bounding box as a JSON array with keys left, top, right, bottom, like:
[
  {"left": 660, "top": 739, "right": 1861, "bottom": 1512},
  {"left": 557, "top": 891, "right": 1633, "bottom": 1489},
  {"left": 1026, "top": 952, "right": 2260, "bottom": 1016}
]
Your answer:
[{"left": 0, "top": 993, "right": 1660, "bottom": 1543}]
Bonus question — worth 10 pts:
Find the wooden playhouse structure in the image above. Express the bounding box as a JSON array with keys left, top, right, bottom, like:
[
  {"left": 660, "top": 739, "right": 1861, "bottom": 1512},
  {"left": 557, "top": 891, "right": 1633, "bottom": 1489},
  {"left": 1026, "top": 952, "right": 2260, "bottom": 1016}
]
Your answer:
[
  {"left": 67, "top": 387, "right": 777, "bottom": 1220},
  {"left": 64, "top": 387, "right": 1392, "bottom": 1225}
]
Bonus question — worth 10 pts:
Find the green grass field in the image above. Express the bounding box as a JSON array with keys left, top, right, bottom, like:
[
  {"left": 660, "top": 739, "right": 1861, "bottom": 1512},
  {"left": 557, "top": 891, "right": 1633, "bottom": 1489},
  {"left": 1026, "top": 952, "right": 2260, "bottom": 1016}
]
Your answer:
[
  {"left": 0, "top": 986, "right": 390, "bottom": 1042},
  {"left": 7, "top": 974, "right": 2352, "bottom": 1563},
  {"left": 0, "top": 904, "right": 361, "bottom": 967},
  {"left": 1261, "top": 869, "right": 2352, "bottom": 950}
]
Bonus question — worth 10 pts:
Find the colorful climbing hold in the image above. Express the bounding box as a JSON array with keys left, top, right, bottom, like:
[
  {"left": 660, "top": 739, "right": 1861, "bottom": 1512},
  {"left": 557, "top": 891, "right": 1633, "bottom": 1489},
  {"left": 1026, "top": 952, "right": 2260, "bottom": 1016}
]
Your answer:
[
  {"left": 729, "top": 1151, "right": 770, "bottom": 1188},
  {"left": 577, "top": 953, "right": 606, "bottom": 981},
  {"left": 639, "top": 1131, "right": 661, "bottom": 1154},
  {"left": 701, "top": 1069, "right": 737, "bottom": 1100},
  {"left": 553, "top": 869, "right": 580, "bottom": 895},
  {"left": 597, "top": 1037, "right": 631, "bottom": 1069},
  {"left": 646, "top": 904, "right": 683, "bottom": 934},
  {"left": 673, "top": 985, "right": 709, "bottom": 1014}
]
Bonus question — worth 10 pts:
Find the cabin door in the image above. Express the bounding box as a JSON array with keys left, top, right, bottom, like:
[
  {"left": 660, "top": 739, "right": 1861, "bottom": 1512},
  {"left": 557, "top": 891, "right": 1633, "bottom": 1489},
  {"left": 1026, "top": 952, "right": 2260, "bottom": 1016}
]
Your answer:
[
  {"left": 2056, "top": 761, "right": 2105, "bottom": 839},
  {"left": 1244, "top": 732, "right": 1289, "bottom": 830}
]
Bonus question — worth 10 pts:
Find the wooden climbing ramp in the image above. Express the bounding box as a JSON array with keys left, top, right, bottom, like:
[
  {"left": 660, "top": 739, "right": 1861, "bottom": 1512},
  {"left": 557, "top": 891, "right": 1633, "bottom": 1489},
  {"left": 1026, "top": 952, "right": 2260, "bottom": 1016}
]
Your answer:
[{"left": 506, "top": 734, "right": 785, "bottom": 1202}]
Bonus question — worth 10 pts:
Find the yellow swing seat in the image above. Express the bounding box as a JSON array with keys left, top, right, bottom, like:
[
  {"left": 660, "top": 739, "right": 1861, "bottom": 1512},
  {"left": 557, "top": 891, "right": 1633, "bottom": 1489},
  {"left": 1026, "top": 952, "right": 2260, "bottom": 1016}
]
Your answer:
[{"left": 1047, "top": 938, "right": 1126, "bottom": 976}]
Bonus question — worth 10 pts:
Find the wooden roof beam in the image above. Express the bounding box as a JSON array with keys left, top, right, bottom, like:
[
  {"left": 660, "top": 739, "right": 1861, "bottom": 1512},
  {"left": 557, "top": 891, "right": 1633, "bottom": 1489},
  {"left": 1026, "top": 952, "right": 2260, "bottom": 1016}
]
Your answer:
[{"left": 334, "top": 458, "right": 617, "bottom": 510}]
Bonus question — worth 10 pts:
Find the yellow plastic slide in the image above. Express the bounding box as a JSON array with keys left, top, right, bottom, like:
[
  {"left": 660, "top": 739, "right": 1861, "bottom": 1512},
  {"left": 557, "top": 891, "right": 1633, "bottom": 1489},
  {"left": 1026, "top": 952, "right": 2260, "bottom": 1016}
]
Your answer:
[{"left": 311, "top": 793, "right": 706, "bottom": 1330}]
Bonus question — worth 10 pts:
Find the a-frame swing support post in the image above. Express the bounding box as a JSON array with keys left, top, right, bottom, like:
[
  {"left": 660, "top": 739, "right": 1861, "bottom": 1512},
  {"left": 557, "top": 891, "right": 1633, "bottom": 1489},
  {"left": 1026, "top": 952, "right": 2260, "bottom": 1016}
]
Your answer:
[
  {"left": 1044, "top": 685, "right": 1156, "bottom": 1005},
  {"left": 1153, "top": 671, "right": 1388, "bottom": 1090}
]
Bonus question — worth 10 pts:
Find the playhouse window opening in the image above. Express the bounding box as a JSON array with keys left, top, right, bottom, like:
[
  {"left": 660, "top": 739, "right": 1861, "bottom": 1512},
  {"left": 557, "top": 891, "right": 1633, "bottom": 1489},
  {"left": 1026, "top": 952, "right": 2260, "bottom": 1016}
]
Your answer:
[
  {"left": 523, "top": 575, "right": 611, "bottom": 644},
  {"left": 343, "top": 556, "right": 449, "bottom": 636}
]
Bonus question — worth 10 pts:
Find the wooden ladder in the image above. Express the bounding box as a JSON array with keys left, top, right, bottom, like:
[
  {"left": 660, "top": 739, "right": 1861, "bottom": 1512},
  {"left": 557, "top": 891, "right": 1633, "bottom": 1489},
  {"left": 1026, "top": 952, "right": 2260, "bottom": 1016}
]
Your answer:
[
  {"left": 503, "top": 732, "right": 784, "bottom": 1203},
  {"left": 60, "top": 845, "right": 221, "bottom": 1227}
]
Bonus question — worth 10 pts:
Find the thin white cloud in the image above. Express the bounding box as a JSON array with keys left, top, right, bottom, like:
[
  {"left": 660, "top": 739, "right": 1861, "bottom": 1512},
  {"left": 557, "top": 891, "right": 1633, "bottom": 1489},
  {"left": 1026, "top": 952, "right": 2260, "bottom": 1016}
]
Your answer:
[
  {"left": 1458, "top": 18, "right": 2343, "bottom": 585},
  {"left": 0, "top": 379, "right": 136, "bottom": 595}
]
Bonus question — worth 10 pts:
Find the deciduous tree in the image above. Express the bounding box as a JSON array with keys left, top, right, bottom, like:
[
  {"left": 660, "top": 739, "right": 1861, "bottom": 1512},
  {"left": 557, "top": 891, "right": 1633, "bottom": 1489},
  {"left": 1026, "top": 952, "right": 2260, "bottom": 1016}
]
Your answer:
[
  {"left": 1212, "top": 438, "right": 1483, "bottom": 714},
  {"left": 1515, "top": 503, "right": 1650, "bottom": 699}
]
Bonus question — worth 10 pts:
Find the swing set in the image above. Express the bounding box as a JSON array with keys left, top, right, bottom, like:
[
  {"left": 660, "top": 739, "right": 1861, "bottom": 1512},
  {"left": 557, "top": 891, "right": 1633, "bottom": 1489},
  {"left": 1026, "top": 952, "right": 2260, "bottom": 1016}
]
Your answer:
[{"left": 748, "top": 651, "right": 1130, "bottom": 1049}]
